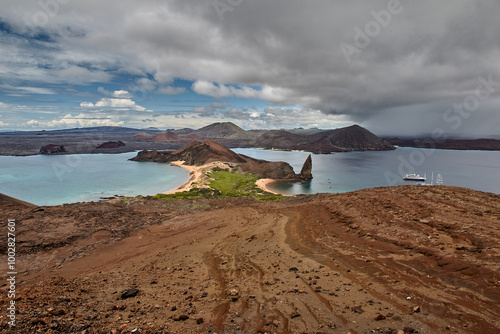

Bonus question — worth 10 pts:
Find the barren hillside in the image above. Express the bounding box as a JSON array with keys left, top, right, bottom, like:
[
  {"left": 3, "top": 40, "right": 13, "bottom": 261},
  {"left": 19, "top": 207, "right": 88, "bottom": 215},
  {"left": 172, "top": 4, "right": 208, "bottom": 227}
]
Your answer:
[{"left": 0, "top": 186, "right": 499, "bottom": 333}]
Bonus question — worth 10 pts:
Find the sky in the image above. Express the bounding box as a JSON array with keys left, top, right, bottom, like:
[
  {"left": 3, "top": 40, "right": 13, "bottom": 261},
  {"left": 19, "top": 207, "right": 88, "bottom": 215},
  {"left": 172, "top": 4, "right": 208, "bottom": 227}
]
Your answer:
[{"left": 0, "top": 0, "right": 499, "bottom": 137}]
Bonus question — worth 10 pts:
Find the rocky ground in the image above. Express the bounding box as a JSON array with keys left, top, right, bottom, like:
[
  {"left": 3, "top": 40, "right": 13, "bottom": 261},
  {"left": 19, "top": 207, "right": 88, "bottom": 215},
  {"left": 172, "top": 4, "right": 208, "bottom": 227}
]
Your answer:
[{"left": 0, "top": 186, "right": 499, "bottom": 333}]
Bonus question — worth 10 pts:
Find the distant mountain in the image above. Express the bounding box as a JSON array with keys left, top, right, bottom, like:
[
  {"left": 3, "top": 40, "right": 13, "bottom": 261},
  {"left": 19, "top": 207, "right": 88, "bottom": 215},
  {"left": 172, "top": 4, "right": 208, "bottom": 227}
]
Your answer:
[
  {"left": 51, "top": 126, "right": 148, "bottom": 133},
  {"left": 309, "top": 125, "right": 394, "bottom": 151},
  {"left": 171, "top": 128, "right": 195, "bottom": 136},
  {"left": 149, "top": 132, "right": 182, "bottom": 142},
  {"left": 3, "top": 126, "right": 158, "bottom": 136},
  {"left": 0, "top": 123, "right": 394, "bottom": 156},
  {"left": 255, "top": 124, "right": 394, "bottom": 153},
  {"left": 254, "top": 130, "right": 306, "bottom": 149},
  {"left": 190, "top": 122, "right": 258, "bottom": 140},
  {"left": 133, "top": 132, "right": 154, "bottom": 139},
  {"left": 386, "top": 137, "right": 500, "bottom": 151},
  {"left": 286, "top": 127, "right": 325, "bottom": 135}
]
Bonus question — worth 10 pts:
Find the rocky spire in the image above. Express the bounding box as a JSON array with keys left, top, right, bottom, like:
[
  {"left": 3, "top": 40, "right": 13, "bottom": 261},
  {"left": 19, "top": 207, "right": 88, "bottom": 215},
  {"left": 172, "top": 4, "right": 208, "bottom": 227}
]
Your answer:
[{"left": 299, "top": 154, "right": 313, "bottom": 180}]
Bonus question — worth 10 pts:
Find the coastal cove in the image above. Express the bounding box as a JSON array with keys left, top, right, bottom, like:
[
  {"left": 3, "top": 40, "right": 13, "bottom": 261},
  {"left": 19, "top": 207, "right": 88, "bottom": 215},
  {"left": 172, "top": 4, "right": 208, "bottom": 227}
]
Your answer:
[
  {"left": 0, "top": 148, "right": 499, "bottom": 206},
  {"left": 0, "top": 152, "right": 189, "bottom": 206}
]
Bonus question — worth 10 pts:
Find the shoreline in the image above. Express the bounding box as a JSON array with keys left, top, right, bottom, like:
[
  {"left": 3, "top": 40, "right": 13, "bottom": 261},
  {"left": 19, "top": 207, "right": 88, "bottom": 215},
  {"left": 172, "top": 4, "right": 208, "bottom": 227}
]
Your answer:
[
  {"left": 255, "top": 178, "right": 284, "bottom": 195},
  {"left": 166, "top": 161, "right": 288, "bottom": 196},
  {"left": 164, "top": 161, "right": 202, "bottom": 194}
]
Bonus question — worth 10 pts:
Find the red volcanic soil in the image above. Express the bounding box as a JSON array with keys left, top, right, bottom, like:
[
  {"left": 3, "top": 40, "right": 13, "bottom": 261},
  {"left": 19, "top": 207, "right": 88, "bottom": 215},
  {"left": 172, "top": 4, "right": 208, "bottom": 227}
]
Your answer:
[
  {"left": 133, "top": 132, "right": 154, "bottom": 140},
  {"left": 0, "top": 186, "right": 499, "bottom": 333}
]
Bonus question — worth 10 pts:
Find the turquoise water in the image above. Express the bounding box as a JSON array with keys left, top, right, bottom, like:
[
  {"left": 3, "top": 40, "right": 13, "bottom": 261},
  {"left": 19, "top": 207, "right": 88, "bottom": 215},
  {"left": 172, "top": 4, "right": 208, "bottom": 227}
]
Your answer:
[
  {"left": 0, "top": 152, "right": 189, "bottom": 205},
  {"left": 233, "top": 148, "right": 500, "bottom": 195},
  {"left": 1, "top": 148, "right": 499, "bottom": 205}
]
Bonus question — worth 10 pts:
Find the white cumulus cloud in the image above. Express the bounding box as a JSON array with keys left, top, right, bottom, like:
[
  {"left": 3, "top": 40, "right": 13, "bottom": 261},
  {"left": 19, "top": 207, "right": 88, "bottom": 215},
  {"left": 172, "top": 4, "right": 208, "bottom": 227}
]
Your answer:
[
  {"left": 80, "top": 90, "right": 147, "bottom": 112},
  {"left": 112, "top": 90, "right": 132, "bottom": 98},
  {"left": 26, "top": 114, "right": 124, "bottom": 128},
  {"left": 191, "top": 80, "right": 318, "bottom": 105}
]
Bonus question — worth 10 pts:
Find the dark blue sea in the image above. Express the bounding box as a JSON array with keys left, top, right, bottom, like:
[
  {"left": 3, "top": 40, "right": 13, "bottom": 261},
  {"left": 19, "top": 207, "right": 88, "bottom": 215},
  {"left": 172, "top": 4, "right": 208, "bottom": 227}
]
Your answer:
[
  {"left": 233, "top": 147, "right": 500, "bottom": 195},
  {"left": 0, "top": 148, "right": 499, "bottom": 205}
]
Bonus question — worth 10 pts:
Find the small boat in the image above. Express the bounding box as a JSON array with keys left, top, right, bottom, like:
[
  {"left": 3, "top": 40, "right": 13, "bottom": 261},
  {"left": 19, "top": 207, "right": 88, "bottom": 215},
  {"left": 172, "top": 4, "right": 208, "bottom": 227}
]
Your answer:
[{"left": 403, "top": 173, "right": 426, "bottom": 181}]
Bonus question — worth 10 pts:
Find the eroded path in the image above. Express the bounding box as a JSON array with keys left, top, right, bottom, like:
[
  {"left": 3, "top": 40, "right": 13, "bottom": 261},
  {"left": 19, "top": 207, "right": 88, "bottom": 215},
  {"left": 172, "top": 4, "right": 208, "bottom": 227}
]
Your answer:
[{"left": 1, "top": 186, "right": 498, "bottom": 333}]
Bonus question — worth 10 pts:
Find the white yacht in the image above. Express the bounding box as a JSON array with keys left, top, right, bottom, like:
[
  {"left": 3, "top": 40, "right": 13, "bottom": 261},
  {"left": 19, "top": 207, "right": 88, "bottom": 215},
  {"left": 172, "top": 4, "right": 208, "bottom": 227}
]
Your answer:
[{"left": 403, "top": 173, "right": 426, "bottom": 181}]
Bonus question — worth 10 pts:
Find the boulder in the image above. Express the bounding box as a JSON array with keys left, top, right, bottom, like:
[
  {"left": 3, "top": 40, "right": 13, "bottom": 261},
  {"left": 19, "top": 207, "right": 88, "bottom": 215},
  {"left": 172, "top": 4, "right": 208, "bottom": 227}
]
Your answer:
[{"left": 120, "top": 288, "right": 139, "bottom": 299}]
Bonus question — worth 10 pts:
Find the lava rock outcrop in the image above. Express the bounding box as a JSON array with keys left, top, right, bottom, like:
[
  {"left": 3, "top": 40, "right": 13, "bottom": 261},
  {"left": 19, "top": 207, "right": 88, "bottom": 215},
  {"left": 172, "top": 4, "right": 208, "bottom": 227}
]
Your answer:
[
  {"left": 39, "top": 144, "right": 66, "bottom": 154},
  {"left": 131, "top": 140, "right": 311, "bottom": 180}
]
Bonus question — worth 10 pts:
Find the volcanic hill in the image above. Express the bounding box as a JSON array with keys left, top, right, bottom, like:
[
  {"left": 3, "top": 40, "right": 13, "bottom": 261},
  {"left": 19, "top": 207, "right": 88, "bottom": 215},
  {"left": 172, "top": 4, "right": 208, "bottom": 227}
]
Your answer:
[
  {"left": 149, "top": 132, "right": 182, "bottom": 142},
  {"left": 255, "top": 125, "right": 395, "bottom": 153},
  {"left": 1, "top": 123, "right": 394, "bottom": 156},
  {"left": 189, "top": 122, "right": 258, "bottom": 140},
  {"left": 132, "top": 139, "right": 310, "bottom": 180}
]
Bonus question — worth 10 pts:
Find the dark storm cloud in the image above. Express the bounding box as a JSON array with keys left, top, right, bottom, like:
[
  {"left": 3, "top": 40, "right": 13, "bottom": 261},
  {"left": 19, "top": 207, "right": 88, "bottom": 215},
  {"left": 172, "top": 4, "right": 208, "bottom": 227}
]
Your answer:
[{"left": 1, "top": 0, "right": 499, "bottom": 135}]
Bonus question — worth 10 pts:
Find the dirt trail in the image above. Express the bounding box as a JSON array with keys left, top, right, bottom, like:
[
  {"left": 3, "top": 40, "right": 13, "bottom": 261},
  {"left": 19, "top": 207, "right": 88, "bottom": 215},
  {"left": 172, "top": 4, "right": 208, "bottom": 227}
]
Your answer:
[{"left": 0, "top": 186, "right": 499, "bottom": 333}]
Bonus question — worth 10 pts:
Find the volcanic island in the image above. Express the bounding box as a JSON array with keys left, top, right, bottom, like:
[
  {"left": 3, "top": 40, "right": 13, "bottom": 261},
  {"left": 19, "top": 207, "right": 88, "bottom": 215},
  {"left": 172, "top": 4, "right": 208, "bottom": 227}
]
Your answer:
[{"left": 0, "top": 139, "right": 499, "bottom": 333}]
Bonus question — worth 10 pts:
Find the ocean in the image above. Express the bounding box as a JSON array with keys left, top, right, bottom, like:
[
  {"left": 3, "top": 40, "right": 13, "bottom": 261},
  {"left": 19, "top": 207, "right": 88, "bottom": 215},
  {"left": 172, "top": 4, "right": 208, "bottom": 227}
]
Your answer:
[
  {"left": 0, "top": 152, "right": 189, "bottom": 206},
  {"left": 0, "top": 148, "right": 499, "bottom": 205},
  {"left": 233, "top": 147, "right": 500, "bottom": 195}
]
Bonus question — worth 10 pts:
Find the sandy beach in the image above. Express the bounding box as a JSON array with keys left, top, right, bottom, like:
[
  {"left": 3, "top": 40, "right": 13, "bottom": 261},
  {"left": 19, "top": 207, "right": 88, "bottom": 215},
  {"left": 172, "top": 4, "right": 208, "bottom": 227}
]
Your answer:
[
  {"left": 255, "top": 178, "right": 282, "bottom": 195},
  {"left": 166, "top": 161, "right": 287, "bottom": 196},
  {"left": 164, "top": 160, "right": 205, "bottom": 194}
]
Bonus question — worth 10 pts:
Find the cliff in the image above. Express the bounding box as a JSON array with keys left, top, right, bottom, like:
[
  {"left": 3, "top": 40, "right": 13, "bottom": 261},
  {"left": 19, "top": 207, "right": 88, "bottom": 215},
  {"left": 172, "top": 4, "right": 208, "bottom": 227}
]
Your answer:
[
  {"left": 131, "top": 140, "right": 309, "bottom": 180},
  {"left": 238, "top": 154, "right": 298, "bottom": 179}
]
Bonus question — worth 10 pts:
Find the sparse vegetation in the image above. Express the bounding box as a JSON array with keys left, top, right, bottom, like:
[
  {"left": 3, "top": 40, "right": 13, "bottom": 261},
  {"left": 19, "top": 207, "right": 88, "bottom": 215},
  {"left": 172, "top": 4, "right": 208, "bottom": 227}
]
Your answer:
[
  {"left": 149, "top": 169, "right": 283, "bottom": 201},
  {"left": 212, "top": 166, "right": 230, "bottom": 172}
]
